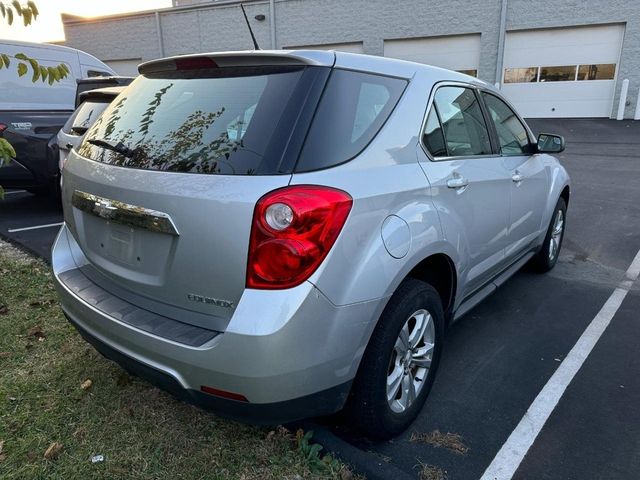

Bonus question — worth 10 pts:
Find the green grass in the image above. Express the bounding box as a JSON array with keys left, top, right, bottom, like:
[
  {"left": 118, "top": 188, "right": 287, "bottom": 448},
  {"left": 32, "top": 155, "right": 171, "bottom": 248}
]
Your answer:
[{"left": 0, "top": 244, "right": 354, "bottom": 479}]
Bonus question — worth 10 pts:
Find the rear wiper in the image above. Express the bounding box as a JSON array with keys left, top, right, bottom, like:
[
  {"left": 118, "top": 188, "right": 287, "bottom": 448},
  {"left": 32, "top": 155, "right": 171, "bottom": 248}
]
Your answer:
[{"left": 87, "top": 138, "right": 137, "bottom": 158}]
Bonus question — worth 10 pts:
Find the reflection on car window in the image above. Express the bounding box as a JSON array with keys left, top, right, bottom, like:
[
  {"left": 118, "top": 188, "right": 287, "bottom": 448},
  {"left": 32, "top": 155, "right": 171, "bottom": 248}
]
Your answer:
[
  {"left": 78, "top": 67, "right": 305, "bottom": 175},
  {"left": 433, "top": 87, "right": 491, "bottom": 156},
  {"left": 352, "top": 82, "right": 391, "bottom": 142},
  {"left": 482, "top": 93, "right": 530, "bottom": 155},
  {"left": 62, "top": 101, "right": 110, "bottom": 136}
]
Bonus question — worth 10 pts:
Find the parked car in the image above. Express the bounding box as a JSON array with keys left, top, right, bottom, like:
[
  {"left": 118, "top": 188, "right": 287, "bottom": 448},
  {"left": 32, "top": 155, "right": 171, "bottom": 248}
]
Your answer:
[
  {"left": 52, "top": 51, "right": 570, "bottom": 438},
  {"left": 0, "top": 40, "right": 115, "bottom": 197},
  {"left": 58, "top": 86, "right": 127, "bottom": 184}
]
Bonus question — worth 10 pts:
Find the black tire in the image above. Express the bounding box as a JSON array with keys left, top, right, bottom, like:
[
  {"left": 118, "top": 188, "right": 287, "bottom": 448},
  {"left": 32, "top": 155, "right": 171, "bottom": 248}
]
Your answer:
[
  {"left": 531, "top": 197, "right": 567, "bottom": 272},
  {"left": 348, "top": 278, "right": 445, "bottom": 439}
]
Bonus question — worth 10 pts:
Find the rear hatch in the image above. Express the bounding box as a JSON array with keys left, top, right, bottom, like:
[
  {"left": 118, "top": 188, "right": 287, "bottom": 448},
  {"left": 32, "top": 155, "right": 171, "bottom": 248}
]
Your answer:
[{"left": 62, "top": 53, "right": 333, "bottom": 332}]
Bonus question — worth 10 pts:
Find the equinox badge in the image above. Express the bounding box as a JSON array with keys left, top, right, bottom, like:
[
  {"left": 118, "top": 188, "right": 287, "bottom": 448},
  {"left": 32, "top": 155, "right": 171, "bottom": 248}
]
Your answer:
[{"left": 187, "top": 293, "right": 234, "bottom": 309}]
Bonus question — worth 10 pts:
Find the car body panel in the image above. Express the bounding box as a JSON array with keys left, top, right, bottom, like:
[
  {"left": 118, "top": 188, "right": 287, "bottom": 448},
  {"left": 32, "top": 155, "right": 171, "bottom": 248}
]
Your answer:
[{"left": 62, "top": 151, "right": 291, "bottom": 329}]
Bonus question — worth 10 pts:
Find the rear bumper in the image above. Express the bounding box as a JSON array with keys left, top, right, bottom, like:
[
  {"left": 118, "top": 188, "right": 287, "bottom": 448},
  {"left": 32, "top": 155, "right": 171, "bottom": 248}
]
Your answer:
[
  {"left": 66, "top": 312, "right": 351, "bottom": 424},
  {"left": 52, "top": 225, "right": 385, "bottom": 423}
]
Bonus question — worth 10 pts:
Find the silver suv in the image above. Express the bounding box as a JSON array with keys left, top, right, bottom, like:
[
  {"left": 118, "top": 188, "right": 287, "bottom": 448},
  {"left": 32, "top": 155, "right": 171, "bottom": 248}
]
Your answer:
[{"left": 52, "top": 51, "right": 570, "bottom": 438}]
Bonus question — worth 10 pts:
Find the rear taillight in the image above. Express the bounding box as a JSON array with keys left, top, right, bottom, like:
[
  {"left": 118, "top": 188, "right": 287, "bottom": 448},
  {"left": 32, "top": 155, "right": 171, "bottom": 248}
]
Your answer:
[
  {"left": 0, "top": 123, "right": 7, "bottom": 133},
  {"left": 246, "top": 185, "right": 353, "bottom": 289}
]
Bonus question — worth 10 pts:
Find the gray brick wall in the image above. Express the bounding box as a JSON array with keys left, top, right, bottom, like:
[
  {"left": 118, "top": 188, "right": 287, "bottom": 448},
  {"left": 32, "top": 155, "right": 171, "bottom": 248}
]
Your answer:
[{"left": 62, "top": 0, "right": 640, "bottom": 118}]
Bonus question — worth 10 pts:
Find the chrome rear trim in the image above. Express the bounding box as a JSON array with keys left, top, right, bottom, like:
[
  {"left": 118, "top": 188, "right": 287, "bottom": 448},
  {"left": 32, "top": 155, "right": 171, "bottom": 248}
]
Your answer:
[{"left": 72, "top": 190, "right": 179, "bottom": 236}]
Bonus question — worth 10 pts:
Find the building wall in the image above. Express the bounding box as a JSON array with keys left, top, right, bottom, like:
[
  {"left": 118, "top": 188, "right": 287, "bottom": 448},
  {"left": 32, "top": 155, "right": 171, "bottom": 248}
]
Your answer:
[{"left": 62, "top": 0, "right": 640, "bottom": 118}]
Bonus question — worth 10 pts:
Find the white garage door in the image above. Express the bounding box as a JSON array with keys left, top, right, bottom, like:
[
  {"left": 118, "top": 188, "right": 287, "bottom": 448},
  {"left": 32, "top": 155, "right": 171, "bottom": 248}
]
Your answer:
[
  {"left": 284, "top": 42, "right": 364, "bottom": 54},
  {"left": 384, "top": 34, "right": 481, "bottom": 77},
  {"left": 105, "top": 59, "right": 142, "bottom": 77},
  {"left": 501, "top": 25, "right": 624, "bottom": 118}
]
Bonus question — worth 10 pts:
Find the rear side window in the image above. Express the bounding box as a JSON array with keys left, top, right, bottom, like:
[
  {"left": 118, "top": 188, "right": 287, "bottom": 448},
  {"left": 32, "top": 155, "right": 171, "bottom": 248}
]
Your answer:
[
  {"left": 78, "top": 66, "right": 308, "bottom": 175},
  {"left": 295, "top": 69, "right": 406, "bottom": 172},
  {"left": 62, "top": 101, "right": 110, "bottom": 136},
  {"left": 432, "top": 86, "right": 491, "bottom": 157}
]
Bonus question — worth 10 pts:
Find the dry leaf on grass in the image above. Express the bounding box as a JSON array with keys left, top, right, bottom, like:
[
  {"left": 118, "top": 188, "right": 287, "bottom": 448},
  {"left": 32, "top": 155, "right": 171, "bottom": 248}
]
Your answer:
[
  {"left": 29, "top": 299, "right": 54, "bottom": 307},
  {"left": 44, "top": 442, "right": 63, "bottom": 460},
  {"left": 80, "top": 379, "right": 93, "bottom": 391},
  {"left": 26, "top": 326, "right": 45, "bottom": 339},
  {"left": 0, "top": 352, "right": 11, "bottom": 359}
]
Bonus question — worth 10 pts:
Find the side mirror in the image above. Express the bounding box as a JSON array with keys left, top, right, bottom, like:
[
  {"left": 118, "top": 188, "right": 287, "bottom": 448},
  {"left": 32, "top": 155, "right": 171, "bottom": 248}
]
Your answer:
[{"left": 537, "top": 133, "right": 565, "bottom": 154}]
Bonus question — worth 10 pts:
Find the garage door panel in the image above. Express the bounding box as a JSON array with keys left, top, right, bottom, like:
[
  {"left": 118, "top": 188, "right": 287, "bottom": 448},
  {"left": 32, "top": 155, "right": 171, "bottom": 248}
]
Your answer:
[
  {"left": 503, "top": 81, "right": 616, "bottom": 118},
  {"left": 384, "top": 34, "right": 481, "bottom": 73},
  {"left": 505, "top": 25, "right": 624, "bottom": 66},
  {"left": 502, "top": 25, "right": 624, "bottom": 118}
]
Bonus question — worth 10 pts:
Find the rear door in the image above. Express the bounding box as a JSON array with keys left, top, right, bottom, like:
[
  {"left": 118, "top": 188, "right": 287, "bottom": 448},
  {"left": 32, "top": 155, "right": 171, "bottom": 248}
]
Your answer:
[
  {"left": 419, "top": 84, "right": 511, "bottom": 298},
  {"left": 480, "top": 91, "right": 548, "bottom": 260},
  {"left": 62, "top": 60, "right": 329, "bottom": 331}
]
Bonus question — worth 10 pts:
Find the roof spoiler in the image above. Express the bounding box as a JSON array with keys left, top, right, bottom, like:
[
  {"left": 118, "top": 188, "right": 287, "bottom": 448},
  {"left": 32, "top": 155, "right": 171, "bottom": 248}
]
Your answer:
[{"left": 138, "top": 50, "right": 335, "bottom": 75}]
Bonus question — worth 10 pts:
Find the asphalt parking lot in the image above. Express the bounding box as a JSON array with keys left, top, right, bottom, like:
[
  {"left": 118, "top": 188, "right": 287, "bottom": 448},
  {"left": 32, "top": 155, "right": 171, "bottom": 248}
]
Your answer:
[{"left": 1, "top": 118, "right": 639, "bottom": 479}]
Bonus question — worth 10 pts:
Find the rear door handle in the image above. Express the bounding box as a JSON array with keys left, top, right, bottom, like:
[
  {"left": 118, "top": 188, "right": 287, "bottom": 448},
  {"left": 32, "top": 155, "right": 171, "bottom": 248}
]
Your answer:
[
  {"left": 447, "top": 177, "right": 469, "bottom": 189},
  {"left": 512, "top": 172, "right": 524, "bottom": 183},
  {"left": 65, "top": 143, "right": 74, "bottom": 150}
]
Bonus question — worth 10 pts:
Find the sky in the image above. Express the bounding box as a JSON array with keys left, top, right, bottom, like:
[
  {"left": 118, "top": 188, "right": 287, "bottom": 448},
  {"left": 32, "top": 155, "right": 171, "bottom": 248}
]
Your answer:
[{"left": 0, "top": 0, "right": 172, "bottom": 42}]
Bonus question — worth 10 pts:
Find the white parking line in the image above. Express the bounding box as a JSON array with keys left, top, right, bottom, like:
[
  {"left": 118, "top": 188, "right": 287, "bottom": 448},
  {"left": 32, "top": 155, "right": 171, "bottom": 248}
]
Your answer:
[
  {"left": 481, "top": 248, "right": 640, "bottom": 480},
  {"left": 4, "top": 190, "right": 27, "bottom": 195},
  {"left": 7, "top": 222, "right": 63, "bottom": 233}
]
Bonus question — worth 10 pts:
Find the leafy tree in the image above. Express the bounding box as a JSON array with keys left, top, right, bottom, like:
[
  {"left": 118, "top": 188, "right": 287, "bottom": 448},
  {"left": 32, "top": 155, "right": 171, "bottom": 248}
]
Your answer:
[{"left": 0, "top": 1, "right": 69, "bottom": 198}]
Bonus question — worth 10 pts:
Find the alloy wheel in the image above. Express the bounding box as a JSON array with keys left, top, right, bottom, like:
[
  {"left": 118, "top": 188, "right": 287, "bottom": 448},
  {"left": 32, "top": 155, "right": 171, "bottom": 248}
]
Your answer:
[
  {"left": 549, "top": 209, "right": 564, "bottom": 261},
  {"left": 386, "top": 309, "right": 435, "bottom": 413}
]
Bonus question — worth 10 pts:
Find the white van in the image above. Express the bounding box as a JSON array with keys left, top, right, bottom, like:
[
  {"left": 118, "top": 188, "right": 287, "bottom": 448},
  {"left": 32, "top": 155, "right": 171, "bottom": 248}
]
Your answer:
[{"left": 0, "top": 40, "right": 116, "bottom": 196}]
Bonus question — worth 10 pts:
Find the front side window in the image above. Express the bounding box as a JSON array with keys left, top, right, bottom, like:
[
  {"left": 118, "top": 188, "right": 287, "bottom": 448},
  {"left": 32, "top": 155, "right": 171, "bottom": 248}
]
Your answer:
[
  {"left": 432, "top": 86, "right": 491, "bottom": 157},
  {"left": 482, "top": 93, "right": 530, "bottom": 155}
]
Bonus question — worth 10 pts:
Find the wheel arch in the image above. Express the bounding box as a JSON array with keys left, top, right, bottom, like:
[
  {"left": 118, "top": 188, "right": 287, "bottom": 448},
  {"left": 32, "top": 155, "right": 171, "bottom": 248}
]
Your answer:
[
  {"left": 560, "top": 184, "right": 570, "bottom": 206},
  {"left": 405, "top": 253, "right": 457, "bottom": 319}
]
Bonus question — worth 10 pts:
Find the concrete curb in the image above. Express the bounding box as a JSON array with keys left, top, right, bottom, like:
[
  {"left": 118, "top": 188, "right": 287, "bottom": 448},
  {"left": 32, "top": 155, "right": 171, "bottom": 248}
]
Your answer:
[{"left": 295, "top": 421, "right": 415, "bottom": 480}]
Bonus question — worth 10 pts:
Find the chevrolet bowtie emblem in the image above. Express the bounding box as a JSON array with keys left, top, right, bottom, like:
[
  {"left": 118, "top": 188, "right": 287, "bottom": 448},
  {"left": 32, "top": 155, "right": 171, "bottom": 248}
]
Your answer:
[{"left": 94, "top": 199, "right": 116, "bottom": 218}]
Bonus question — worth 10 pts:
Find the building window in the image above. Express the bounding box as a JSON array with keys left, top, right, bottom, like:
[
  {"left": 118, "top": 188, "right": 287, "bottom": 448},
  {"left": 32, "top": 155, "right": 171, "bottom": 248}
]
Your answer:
[
  {"left": 577, "top": 64, "right": 616, "bottom": 80},
  {"left": 456, "top": 69, "right": 478, "bottom": 77},
  {"left": 504, "top": 67, "right": 538, "bottom": 84},
  {"left": 539, "top": 65, "right": 576, "bottom": 82}
]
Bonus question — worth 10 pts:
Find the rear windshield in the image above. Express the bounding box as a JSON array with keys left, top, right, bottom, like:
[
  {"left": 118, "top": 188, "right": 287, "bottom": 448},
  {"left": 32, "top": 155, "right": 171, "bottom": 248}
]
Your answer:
[
  {"left": 78, "top": 66, "right": 407, "bottom": 175},
  {"left": 78, "top": 66, "right": 307, "bottom": 175}
]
